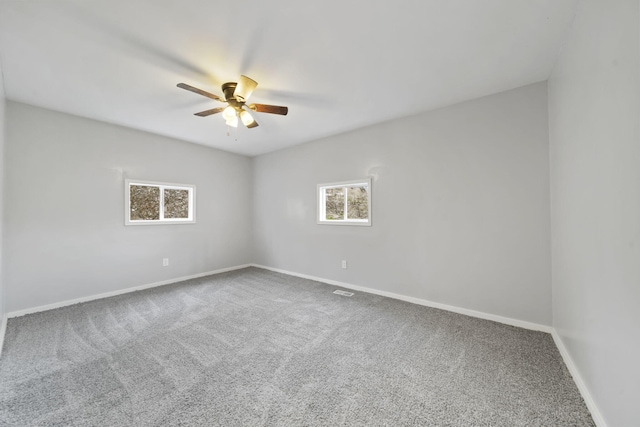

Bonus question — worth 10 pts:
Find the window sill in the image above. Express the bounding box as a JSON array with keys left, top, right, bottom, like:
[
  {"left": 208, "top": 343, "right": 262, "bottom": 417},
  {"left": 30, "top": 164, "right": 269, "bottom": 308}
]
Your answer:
[{"left": 317, "top": 220, "right": 371, "bottom": 226}]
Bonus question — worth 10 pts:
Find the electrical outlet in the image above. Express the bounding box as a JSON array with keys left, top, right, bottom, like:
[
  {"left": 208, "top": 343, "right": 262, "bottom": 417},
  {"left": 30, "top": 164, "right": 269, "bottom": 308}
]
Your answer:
[
  {"left": 341, "top": 260, "right": 347, "bottom": 269},
  {"left": 163, "top": 258, "right": 169, "bottom": 267}
]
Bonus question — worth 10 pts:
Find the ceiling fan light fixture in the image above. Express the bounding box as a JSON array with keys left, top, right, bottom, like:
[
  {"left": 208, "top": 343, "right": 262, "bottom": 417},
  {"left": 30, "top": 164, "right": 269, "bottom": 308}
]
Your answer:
[
  {"left": 235, "top": 75, "right": 258, "bottom": 102},
  {"left": 225, "top": 115, "right": 238, "bottom": 127},
  {"left": 222, "top": 105, "right": 237, "bottom": 121},
  {"left": 240, "top": 110, "right": 257, "bottom": 127}
]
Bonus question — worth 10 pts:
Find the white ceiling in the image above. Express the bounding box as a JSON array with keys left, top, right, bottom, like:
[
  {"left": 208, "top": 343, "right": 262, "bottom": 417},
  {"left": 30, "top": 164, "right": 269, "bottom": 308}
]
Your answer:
[{"left": 0, "top": 0, "right": 578, "bottom": 156}]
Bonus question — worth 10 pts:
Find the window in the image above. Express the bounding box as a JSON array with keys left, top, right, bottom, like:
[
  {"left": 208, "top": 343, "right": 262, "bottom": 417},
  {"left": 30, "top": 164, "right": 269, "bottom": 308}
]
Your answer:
[
  {"left": 125, "top": 180, "right": 195, "bottom": 225},
  {"left": 317, "top": 178, "right": 371, "bottom": 226}
]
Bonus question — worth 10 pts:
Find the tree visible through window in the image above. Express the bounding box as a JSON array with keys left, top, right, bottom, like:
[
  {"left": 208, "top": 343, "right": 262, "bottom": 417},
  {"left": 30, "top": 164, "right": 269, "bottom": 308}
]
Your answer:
[
  {"left": 347, "top": 186, "right": 368, "bottom": 220},
  {"left": 318, "top": 179, "right": 371, "bottom": 226},
  {"left": 130, "top": 185, "right": 161, "bottom": 220},
  {"left": 325, "top": 187, "right": 345, "bottom": 220},
  {"left": 126, "top": 180, "right": 195, "bottom": 225},
  {"left": 164, "top": 188, "right": 190, "bottom": 219}
]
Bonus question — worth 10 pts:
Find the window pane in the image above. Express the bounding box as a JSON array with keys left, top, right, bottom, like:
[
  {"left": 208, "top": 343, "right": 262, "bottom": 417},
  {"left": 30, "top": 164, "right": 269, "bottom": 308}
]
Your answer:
[
  {"left": 347, "top": 186, "right": 368, "bottom": 219},
  {"left": 130, "top": 185, "right": 160, "bottom": 220},
  {"left": 164, "top": 188, "right": 190, "bottom": 219},
  {"left": 325, "top": 187, "right": 345, "bottom": 220}
]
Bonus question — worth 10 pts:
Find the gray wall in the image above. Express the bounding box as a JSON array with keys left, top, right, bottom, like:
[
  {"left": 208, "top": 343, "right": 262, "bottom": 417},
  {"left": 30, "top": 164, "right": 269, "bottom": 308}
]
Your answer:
[
  {"left": 0, "top": 61, "right": 5, "bottom": 326},
  {"left": 548, "top": 0, "right": 640, "bottom": 425},
  {"left": 253, "top": 82, "right": 552, "bottom": 325},
  {"left": 4, "top": 101, "right": 253, "bottom": 312}
]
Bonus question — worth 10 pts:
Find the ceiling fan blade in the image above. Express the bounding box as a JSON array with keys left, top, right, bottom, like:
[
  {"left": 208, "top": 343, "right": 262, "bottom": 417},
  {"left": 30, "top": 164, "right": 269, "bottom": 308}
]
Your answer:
[
  {"left": 194, "top": 107, "right": 224, "bottom": 117},
  {"left": 249, "top": 104, "right": 288, "bottom": 115},
  {"left": 177, "top": 83, "right": 223, "bottom": 102},
  {"left": 234, "top": 75, "right": 258, "bottom": 102}
]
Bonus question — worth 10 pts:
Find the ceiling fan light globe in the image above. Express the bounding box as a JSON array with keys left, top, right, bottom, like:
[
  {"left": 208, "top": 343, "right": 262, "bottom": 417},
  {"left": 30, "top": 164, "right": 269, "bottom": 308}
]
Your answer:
[
  {"left": 222, "top": 106, "right": 236, "bottom": 121},
  {"left": 240, "top": 110, "right": 256, "bottom": 127},
  {"left": 235, "top": 75, "right": 258, "bottom": 102},
  {"left": 225, "top": 115, "right": 238, "bottom": 127}
]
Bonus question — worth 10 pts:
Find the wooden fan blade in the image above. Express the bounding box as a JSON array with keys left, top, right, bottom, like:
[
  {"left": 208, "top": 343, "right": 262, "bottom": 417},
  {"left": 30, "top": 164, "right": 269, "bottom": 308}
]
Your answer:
[
  {"left": 249, "top": 104, "right": 288, "bottom": 115},
  {"left": 177, "top": 83, "right": 223, "bottom": 102},
  {"left": 194, "top": 107, "right": 224, "bottom": 117},
  {"left": 246, "top": 119, "right": 259, "bottom": 129}
]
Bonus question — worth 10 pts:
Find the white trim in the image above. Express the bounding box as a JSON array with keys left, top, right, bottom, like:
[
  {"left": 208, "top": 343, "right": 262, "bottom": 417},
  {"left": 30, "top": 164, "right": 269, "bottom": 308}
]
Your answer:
[
  {"left": 317, "top": 178, "right": 372, "bottom": 226},
  {"left": 0, "top": 315, "right": 7, "bottom": 357},
  {"left": 6, "top": 264, "right": 251, "bottom": 319},
  {"left": 251, "top": 264, "right": 551, "bottom": 333},
  {"left": 551, "top": 330, "right": 608, "bottom": 427}
]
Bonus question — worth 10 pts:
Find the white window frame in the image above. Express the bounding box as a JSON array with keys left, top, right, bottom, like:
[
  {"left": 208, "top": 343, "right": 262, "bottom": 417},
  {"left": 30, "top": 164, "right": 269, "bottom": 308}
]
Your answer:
[
  {"left": 125, "top": 179, "right": 196, "bottom": 225},
  {"left": 317, "top": 178, "right": 372, "bottom": 226}
]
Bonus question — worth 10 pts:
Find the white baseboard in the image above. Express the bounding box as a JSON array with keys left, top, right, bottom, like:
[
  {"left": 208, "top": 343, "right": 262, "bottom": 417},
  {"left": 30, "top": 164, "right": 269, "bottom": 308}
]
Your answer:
[
  {"left": 251, "top": 264, "right": 552, "bottom": 333},
  {"left": 551, "top": 330, "right": 607, "bottom": 427},
  {"left": 6, "top": 264, "right": 252, "bottom": 319}
]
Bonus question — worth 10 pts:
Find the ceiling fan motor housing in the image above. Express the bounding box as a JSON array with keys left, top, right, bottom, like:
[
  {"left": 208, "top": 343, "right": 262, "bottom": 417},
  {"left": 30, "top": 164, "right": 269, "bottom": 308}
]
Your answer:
[{"left": 222, "top": 82, "right": 238, "bottom": 103}]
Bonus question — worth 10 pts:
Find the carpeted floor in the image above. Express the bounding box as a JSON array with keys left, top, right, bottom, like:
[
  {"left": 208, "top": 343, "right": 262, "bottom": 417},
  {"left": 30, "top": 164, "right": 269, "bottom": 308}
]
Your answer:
[{"left": 0, "top": 267, "right": 594, "bottom": 426}]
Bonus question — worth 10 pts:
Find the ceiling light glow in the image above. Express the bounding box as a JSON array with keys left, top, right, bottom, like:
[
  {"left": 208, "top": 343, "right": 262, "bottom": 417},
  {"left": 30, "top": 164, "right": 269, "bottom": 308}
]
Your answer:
[
  {"left": 225, "top": 115, "right": 238, "bottom": 127},
  {"left": 223, "top": 106, "right": 237, "bottom": 121}
]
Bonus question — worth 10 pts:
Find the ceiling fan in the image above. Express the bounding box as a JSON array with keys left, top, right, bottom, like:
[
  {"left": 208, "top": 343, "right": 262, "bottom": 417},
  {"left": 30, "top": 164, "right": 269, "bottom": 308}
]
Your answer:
[{"left": 177, "top": 75, "right": 288, "bottom": 129}]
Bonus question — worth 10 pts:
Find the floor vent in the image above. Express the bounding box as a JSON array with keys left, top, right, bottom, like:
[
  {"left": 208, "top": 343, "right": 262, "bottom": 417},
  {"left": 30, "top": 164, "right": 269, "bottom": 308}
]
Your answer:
[{"left": 333, "top": 290, "right": 354, "bottom": 297}]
